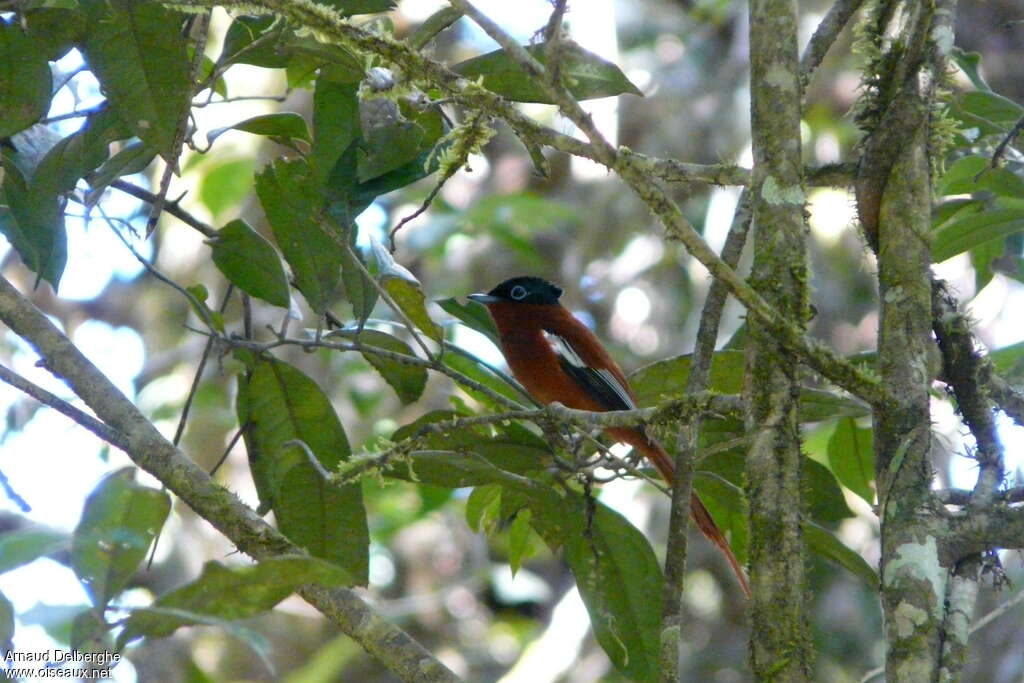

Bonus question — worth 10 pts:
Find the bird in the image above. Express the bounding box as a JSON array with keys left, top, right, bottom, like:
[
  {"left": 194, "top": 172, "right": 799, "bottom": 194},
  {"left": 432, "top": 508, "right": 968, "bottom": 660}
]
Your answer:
[{"left": 469, "top": 276, "right": 751, "bottom": 598}]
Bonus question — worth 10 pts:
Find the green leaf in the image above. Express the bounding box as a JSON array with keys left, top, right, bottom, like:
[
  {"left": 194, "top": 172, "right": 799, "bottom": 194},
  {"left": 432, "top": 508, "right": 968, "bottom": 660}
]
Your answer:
[
  {"left": 312, "top": 79, "right": 359, "bottom": 189},
  {"left": 208, "top": 113, "right": 312, "bottom": 149},
  {"left": 119, "top": 556, "right": 352, "bottom": 646},
  {"left": 199, "top": 158, "right": 256, "bottom": 219},
  {"left": 452, "top": 42, "right": 642, "bottom": 104},
  {"left": 804, "top": 457, "right": 855, "bottom": 523},
  {"left": 937, "top": 156, "right": 1024, "bottom": 199},
  {"left": 34, "top": 106, "right": 132, "bottom": 197},
  {"left": 0, "top": 529, "right": 68, "bottom": 574},
  {"left": 319, "top": 0, "right": 396, "bottom": 14},
  {"left": 827, "top": 417, "right": 876, "bottom": 505},
  {"left": 803, "top": 521, "right": 878, "bottom": 586},
  {"left": 989, "top": 341, "right": 1024, "bottom": 383},
  {"left": 800, "top": 389, "right": 869, "bottom": 421},
  {"left": 339, "top": 239, "right": 378, "bottom": 325},
  {"left": 219, "top": 16, "right": 289, "bottom": 68},
  {"left": 255, "top": 158, "right": 343, "bottom": 313},
  {"left": 630, "top": 350, "right": 746, "bottom": 404},
  {"left": 950, "top": 48, "right": 990, "bottom": 91},
  {"left": 70, "top": 608, "right": 113, "bottom": 654},
  {"left": 326, "top": 328, "right": 427, "bottom": 404},
  {"left": 441, "top": 350, "right": 526, "bottom": 406},
  {"left": 1, "top": 154, "right": 68, "bottom": 288},
  {"left": 80, "top": 0, "right": 190, "bottom": 161},
  {"left": 357, "top": 101, "right": 445, "bottom": 183},
  {"left": 437, "top": 297, "right": 500, "bottom": 345},
  {"left": 24, "top": 7, "right": 88, "bottom": 61},
  {"left": 932, "top": 208, "right": 1024, "bottom": 263},
  {"left": 0, "top": 19, "right": 52, "bottom": 137},
  {"left": 507, "top": 508, "right": 533, "bottom": 576},
  {"left": 236, "top": 357, "right": 368, "bottom": 583},
  {"left": 71, "top": 467, "right": 171, "bottom": 608},
  {"left": 971, "top": 237, "right": 1004, "bottom": 292},
  {"left": 409, "top": 7, "right": 463, "bottom": 50},
  {"left": 210, "top": 219, "right": 290, "bottom": 308},
  {"left": 953, "top": 91, "right": 1024, "bottom": 138},
  {"left": 692, "top": 472, "right": 748, "bottom": 565},
  {"left": 512, "top": 489, "right": 661, "bottom": 681},
  {"left": 0, "top": 592, "right": 12, "bottom": 654},
  {"left": 369, "top": 237, "right": 444, "bottom": 344},
  {"left": 86, "top": 140, "right": 157, "bottom": 201},
  {"left": 465, "top": 483, "right": 502, "bottom": 533}
]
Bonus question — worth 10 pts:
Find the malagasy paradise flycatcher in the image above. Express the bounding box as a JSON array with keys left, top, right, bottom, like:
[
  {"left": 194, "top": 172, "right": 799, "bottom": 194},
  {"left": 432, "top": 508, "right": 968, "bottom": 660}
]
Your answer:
[{"left": 470, "top": 276, "right": 751, "bottom": 598}]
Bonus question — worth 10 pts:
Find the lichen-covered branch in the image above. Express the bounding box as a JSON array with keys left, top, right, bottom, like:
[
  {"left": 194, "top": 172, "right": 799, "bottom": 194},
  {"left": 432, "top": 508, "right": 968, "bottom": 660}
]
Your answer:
[
  {"left": 744, "top": 0, "right": 813, "bottom": 677},
  {"left": 661, "top": 190, "right": 752, "bottom": 680},
  {"left": 0, "top": 274, "right": 459, "bottom": 683}
]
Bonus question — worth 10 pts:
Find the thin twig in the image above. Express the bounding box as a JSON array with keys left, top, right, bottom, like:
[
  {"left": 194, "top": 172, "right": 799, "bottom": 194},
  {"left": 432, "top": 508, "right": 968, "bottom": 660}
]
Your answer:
[
  {"left": 991, "top": 115, "right": 1024, "bottom": 168},
  {"left": 109, "top": 180, "right": 217, "bottom": 238},
  {"left": 0, "top": 364, "right": 129, "bottom": 451},
  {"left": 799, "top": 0, "right": 867, "bottom": 89},
  {"left": 146, "top": 11, "right": 211, "bottom": 236},
  {"left": 210, "top": 426, "right": 247, "bottom": 477}
]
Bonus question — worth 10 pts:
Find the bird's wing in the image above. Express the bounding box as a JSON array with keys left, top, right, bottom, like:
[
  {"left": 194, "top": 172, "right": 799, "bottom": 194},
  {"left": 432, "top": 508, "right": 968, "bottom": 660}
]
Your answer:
[{"left": 543, "top": 330, "right": 636, "bottom": 411}]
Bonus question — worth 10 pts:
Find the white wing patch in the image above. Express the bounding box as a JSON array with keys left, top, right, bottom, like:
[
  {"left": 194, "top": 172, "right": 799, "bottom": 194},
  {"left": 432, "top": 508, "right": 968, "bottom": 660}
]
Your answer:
[
  {"left": 543, "top": 331, "right": 637, "bottom": 410},
  {"left": 544, "top": 330, "right": 585, "bottom": 367}
]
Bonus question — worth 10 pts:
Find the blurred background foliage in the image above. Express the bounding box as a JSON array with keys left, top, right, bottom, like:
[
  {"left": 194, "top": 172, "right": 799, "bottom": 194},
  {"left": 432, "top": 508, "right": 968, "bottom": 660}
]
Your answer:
[{"left": 1, "top": 0, "right": 1023, "bottom": 681}]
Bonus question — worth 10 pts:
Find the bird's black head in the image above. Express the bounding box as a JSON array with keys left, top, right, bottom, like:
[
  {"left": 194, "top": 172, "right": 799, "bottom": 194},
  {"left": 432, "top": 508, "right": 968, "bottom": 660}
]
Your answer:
[{"left": 469, "top": 276, "right": 563, "bottom": 306}]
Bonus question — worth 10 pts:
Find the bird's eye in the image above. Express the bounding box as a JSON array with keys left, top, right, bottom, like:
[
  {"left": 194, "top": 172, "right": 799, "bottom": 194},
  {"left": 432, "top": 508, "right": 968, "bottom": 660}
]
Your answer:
[{"left": 510, "top": 285, "right": 528, "bottom": 300}]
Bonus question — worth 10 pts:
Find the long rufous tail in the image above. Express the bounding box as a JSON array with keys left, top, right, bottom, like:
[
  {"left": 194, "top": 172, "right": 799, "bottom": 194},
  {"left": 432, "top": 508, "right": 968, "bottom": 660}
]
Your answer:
[{"left": 609, "top": 427, "right": 752, "bottom": 598}]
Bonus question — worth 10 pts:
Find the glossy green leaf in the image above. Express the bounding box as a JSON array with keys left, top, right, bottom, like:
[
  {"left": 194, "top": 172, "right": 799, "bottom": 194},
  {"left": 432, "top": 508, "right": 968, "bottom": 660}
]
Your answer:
[
  {"left": 827, "top": 417, "right": 876, "bottom": 505},
  {"left": 437, "top": 297, "right": 500, "bottom": 345},
  {"left": 255, "top": 158, "right": 343, "bottom": 313},
  {"left": 803, "top": 521, "right": 878, "bottom": 586},
  {"left": 1, "top": 154, "right": 68, "bottom": 288},
  {"left": 452, "top": 42, "right": 642, "bottom": 104},
  {"left": 71, "top": 467, "right": 171, "bottom": 608},
  {"left": 119, "top": 556, "right": 352, "bottom": 646},
  {"left": 312, "top": 79, "right": 359, "bottom": 189},
  {"left": 370, "top": 237, "right": 444, "bottom": 343},
  {"left": 80, "top": 0, "right": 190, "bottom": 160},
  {"left": 327, "top": 328, "right": 427, "bottom": 404},
  {"left": 236, "top": 356, "right": 368, "bottom": 583},
  {"left": 937, "top": 156, "right": 1024, "bottom": 199},
  {"left": 208, "top": 113, "right": 312, "bottom": 149},
  {"left": 0, "top": 20, "right": 52, "bottom": 137},
  {"left": 210, "top": 219, "right": 290, "bottom": 308},
  {"left": 0, "top": 529, "right": 68, "bottom": 574},
  {"left": 932, "top": 208, "right": 1024, "bottom": 263},
  {"left": 199, "top": 158, "right": 256, "bottom": 219}
]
